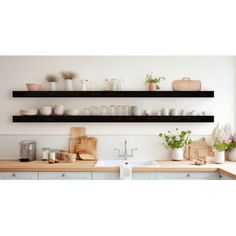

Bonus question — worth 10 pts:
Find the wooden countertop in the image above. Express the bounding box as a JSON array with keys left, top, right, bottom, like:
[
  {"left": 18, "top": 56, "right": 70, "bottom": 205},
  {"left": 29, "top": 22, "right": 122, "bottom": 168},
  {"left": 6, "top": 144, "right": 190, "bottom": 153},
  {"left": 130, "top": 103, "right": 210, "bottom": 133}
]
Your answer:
[{"left": 1, "top": 160, "right": 236, "bottom": 179}]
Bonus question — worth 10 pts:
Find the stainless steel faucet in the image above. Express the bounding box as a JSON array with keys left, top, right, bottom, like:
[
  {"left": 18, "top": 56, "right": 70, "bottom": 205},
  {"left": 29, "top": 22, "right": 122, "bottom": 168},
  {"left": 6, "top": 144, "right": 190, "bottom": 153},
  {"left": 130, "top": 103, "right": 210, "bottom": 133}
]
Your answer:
[{"left": 114, "top": 140, "right": 138, "bottom": 160}]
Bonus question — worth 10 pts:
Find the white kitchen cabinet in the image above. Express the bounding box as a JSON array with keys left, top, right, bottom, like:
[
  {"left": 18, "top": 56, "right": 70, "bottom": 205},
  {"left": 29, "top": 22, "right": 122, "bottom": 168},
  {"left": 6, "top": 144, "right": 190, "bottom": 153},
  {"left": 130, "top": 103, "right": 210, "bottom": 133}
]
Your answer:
[
  {"left": 156, "top": 172, "right": 219, "bottom": 180},
  {"left": 38, "top": 172, "right": 91, "bottom": 180},
  {"left": 132, "top": 172, "right": 156, "bottom": 180},
  {"left": 0, "top": 172, "right": 38, "bottom": 180},
  {"left": 92, "top": 172, "right": 156, "bottom": 180},
  {"left": 219, "top": 173, "right": 234, "bottom": 180},
  {"left": 92, "top": 172, "right": 120, "bottom": 180}
]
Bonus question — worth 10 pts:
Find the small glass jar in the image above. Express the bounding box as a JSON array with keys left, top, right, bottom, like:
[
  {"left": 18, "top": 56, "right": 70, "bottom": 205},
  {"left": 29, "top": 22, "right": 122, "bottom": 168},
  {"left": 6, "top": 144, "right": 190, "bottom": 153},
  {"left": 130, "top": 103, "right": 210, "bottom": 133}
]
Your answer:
[
  {"left": 111, "top": 79, "right": 117, "bottom": 91},
  {"left": 41, "top": 148, "right": 50, "bottom": 161},
  {"left": 117, "top": 79, "right": 124, "bottom": 91},
  {"left": 123, "top": 105, "right": 130, "bottom": 116},
  {"left": 48, "top": 150, "right": 57, "bottom": 164},
  {"left": 103, "top": 79, "right": 111, "bottom": 91},
  {"left": 83, "top": 108, "right": 90, "bottom": 116},
  {"left": 109, "top": 105, "right": 116, "bottom": 116},
  {"left": 90, "top": 106, "right": 99, "bottom": 116},
  {"left": 100, "top": 105, "right": 108, "bottom": 116},
  {"left": 116, "top": 105, "right": 123, "bottom": 116}
]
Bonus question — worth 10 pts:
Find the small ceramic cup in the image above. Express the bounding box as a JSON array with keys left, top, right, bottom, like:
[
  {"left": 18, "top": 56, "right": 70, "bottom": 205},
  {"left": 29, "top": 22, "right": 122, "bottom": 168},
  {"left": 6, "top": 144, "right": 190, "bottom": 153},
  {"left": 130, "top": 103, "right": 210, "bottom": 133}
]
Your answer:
[
  {"left": 170, "top": 109, "right": 179, "bottom": 116},
  {"left": 40, "top": 106, "right": 52, "bottom": 116},
  {"left": 131, "top": 106, "right": 141, "bottom": 116},
  {"left": 54, "top": 105, "right": 65, "bottom": 116},
  {"left": 161, "top": 108, "right": 169, "bottom": 116}
]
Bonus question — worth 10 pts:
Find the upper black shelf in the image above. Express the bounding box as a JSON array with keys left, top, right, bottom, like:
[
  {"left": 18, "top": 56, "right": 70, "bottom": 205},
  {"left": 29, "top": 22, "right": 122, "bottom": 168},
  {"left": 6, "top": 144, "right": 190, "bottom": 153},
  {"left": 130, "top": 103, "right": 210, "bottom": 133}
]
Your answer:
[{"left": 12, "top": 91, "right": 214, "bottom": 98}]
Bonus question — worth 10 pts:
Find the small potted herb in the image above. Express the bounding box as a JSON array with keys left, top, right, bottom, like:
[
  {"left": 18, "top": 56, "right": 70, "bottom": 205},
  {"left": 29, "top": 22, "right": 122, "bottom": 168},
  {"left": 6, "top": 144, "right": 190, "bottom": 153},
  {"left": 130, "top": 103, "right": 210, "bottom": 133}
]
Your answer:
[
  {"left": 46, "top": 74, "right": 58, "bottom": 91},
  {"left": 61, "top": 71, "right": 78, "bottom": 91},
  {"left": 145, "top": 73, "right": 165, "bottom": 91},
  {"left": 159, "top": 128, "right": 192, "bottom": 161}
]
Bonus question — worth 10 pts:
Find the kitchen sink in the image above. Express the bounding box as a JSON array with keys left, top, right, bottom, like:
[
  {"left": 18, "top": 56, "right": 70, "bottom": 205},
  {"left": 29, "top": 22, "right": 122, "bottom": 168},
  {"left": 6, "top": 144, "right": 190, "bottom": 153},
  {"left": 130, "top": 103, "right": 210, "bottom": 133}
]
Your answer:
[{"left": 95, "top": 160, "right": 159, "bottom": 167}]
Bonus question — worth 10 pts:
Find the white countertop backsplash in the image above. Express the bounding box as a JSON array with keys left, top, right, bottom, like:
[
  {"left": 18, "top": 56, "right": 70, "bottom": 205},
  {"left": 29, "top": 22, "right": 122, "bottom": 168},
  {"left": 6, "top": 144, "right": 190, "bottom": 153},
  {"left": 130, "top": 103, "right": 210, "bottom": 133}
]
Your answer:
[{"left": 0, "top": 134, "right": 209, "bottom": 161}]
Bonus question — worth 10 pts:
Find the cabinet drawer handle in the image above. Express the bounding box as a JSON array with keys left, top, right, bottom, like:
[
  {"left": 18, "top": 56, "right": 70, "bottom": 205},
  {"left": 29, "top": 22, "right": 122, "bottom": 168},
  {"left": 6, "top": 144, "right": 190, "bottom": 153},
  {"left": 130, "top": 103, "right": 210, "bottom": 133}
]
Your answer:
[
  {"left": 12, "top": 173, "right": 16, "bottom": 177},
  {"left": 62, "top": 174, "right": 65, "bottom": 177},
  {"left": 186, "top": 174, "right": 191, "bottom": 177}
]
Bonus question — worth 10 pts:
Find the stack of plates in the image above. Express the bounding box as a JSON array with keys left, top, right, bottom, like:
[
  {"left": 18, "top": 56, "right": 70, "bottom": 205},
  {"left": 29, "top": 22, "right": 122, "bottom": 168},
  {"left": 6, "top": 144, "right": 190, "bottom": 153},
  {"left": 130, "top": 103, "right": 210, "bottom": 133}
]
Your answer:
[{"left": 20, "top": 109, "right": 38, "bottom": 116}]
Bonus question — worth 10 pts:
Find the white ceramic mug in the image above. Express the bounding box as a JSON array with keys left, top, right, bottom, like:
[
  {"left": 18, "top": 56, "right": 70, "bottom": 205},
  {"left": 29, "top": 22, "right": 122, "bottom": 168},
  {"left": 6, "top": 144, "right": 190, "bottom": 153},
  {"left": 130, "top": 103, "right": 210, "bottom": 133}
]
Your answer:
[
  {"left": 40, "top": 106, "right": 52, "bottom": 116},
  {"left": 131, "top": 106, "right": 141, "bottom": 116},
  {"left": 162, "top": 108, "right": 169, "bottom": 116},
  {"left": 54, "top": 105, "right": 64, "bottom": 116}
]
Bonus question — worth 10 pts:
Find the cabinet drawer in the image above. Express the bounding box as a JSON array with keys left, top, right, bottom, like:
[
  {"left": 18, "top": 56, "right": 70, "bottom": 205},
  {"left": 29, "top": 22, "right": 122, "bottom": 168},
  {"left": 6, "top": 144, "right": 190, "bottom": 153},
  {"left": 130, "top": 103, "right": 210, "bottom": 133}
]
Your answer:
[
  {"left": 92, "top": 172, "right": 120, "bottom": 180},
  {"left": 219, "top": 173, "right": 234, "bottom": 180},
  {"left": 157, "top": 172, "right": 219, "bottom": 180},
  {"left": 0, "top": 172, "right": 38, "bottom": 180},
  {"left": 38, "top": 172, "right": 91, "bottom": 180},
  {"left": 132, "top": 172, "right": 156, "bottom": 180}
]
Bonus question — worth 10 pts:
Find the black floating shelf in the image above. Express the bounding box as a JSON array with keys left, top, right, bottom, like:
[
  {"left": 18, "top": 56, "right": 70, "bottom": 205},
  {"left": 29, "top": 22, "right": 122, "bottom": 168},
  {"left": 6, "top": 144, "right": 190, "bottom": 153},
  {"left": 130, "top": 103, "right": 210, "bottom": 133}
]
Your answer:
[
  {"left": 12, "top": 116, "right": 214, "bottom": 123},
  {"left": 12, "top": 91, "right": 214, "bottom": 98}
]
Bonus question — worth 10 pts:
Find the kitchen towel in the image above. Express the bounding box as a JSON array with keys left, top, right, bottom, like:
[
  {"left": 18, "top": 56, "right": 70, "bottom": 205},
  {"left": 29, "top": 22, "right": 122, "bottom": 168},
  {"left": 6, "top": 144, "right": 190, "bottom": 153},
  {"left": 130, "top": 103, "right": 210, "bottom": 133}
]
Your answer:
[{"left": 120, "top": 163, "right": 132, "bottom": 180}]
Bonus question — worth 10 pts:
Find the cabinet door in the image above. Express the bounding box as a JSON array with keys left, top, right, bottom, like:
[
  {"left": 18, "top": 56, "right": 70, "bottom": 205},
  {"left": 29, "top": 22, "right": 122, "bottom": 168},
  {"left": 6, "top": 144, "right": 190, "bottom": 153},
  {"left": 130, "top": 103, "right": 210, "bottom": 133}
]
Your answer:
[
  {"left": 132, "top": 172, "right": 156, "bottom": 180},
  {"left": 38, "top": 172, "right": 91, "bottom": 180},
  {"left": 157, "top": 172, "right": 219, "bottom": 180},
  {"left": 92, "top": 172, "right": 120, "bottom": 180},
  {"left": 0, "top": 172, "right": 38, "bottom": 180},
  {"left": 219, "top": 173, "right": 234, "bottom": 180}
]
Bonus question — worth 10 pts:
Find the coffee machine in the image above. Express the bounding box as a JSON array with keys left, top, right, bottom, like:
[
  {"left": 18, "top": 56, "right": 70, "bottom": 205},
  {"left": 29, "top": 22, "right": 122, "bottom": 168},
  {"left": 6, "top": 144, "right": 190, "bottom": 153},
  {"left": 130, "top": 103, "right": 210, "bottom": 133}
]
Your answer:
[{"left": 19, "top": 140, "right": 36, "bottom": 162}]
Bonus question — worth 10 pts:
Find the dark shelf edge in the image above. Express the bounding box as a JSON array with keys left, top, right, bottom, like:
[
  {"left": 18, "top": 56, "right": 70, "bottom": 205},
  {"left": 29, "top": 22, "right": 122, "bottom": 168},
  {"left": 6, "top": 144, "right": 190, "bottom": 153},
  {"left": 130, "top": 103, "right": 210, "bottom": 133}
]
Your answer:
[
  {"left": 12, "top": 91, "right": 214, "bottom": 98},
  {"left": 12, "top": 116, "right": 214, "bottom": 123}
]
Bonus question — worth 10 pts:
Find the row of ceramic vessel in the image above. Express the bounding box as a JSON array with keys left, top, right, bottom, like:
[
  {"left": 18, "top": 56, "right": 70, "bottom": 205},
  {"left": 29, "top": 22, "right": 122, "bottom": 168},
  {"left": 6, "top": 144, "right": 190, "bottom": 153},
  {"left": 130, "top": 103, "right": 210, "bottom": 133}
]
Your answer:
[{"left": 20, "top": 105, "right": 212, "bottom": 116}]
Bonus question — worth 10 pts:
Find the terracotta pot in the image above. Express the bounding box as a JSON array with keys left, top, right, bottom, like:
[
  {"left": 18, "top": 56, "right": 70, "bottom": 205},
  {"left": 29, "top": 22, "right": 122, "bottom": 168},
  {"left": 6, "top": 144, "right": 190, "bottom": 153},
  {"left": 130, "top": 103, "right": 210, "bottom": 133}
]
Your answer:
[
  {"left": 148, "top": 82, "right": 156, "bottom": 91},
  {"left": 26, "top": 83, "right": 41, "bottom": 91}
]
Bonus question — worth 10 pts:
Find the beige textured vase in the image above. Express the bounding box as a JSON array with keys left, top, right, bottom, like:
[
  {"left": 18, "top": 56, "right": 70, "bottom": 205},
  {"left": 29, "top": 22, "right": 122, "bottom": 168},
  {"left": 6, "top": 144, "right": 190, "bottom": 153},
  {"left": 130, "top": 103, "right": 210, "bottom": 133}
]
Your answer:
[{"left": 148, "top": 82, "right": 156, "bottom": 91}]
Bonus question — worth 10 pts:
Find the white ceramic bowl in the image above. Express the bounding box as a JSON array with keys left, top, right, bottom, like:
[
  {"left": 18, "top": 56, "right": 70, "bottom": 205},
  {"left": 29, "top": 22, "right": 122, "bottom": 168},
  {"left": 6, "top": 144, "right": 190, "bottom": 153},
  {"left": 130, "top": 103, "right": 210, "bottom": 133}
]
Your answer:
[
  {"left": 65, "top": 109, "right": 79, "bottom": 116},
  {"left": 40, "top": 106, "right": 52, "bottom": 116},
  {"left": 20, "top": 109, "right": 38, "bottom": 116}
]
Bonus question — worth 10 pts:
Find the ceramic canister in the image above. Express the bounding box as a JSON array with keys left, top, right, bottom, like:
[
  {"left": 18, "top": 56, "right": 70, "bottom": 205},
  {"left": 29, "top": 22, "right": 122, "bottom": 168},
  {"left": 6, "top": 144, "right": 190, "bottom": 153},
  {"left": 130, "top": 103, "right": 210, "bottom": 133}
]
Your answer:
[
  {"left": 162, "top": 108, "right": 169, "bottom": 116},
  {"left": 131, "top": 106, "right": 141, "bottom": 116}
]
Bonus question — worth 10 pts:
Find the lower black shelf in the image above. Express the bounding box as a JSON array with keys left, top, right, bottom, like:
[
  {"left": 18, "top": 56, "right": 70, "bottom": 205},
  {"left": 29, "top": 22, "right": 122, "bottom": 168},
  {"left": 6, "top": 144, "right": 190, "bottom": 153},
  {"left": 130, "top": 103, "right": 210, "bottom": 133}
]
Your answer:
[{"left": 12, "top": 115, "right": 214, "bottom": 123}]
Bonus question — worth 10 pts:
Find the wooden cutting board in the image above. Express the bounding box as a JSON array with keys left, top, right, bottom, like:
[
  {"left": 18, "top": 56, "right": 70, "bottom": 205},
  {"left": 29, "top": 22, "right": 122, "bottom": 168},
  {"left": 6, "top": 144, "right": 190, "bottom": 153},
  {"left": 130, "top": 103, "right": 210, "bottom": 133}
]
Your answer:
[
  {"left": 75, "top": 136, "right": 97, "bottom": 160},
  {"left": 70, "top": 127, "right": 86, "bottom": 139},
  {"left": 184, "top": 138, "right": 214, "bottom": 160},
  {"left": 69, "top": 127, "right": 86, "bottom": 153}
]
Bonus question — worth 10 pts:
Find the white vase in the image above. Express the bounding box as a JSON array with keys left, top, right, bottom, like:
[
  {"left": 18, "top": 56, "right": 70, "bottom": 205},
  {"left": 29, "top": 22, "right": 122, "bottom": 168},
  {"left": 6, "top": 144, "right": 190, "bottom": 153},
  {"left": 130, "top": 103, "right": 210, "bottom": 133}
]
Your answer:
[
  {"left": 214, "top": 151, "right": 225, "bottom": 164},
  {"left": 64, "top": 79, "right": 73, "bottom": 91},
  {"left": 49, "top": 82, "right": 56, "bottom": 91},
  {"left": 171, "top": 148, "right": 183, "bottom": 161},
  {"left": 228, "top": 149, "right": 236, "bottom": 162}
]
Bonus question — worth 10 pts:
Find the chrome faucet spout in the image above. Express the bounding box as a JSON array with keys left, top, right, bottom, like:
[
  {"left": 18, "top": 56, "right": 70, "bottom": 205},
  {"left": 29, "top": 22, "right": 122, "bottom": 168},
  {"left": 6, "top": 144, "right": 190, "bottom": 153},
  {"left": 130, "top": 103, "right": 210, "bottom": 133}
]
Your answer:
[{"left": 113, "top": 140, "right": 138, "bottom": 160}]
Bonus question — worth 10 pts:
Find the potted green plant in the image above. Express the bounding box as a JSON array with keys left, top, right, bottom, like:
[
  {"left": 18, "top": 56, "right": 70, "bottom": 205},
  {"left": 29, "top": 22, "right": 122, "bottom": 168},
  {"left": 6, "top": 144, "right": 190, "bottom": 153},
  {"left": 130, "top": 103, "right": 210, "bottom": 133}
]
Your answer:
[
  {"left": 159, "top": 128, "right": 192, "bottom": 161},
  {"left": 145, "top": 73, "right": 165, "bottom": 91},
  {"left": 46, "top": 74, "right": 58, "bottom": 91},
  {"left": 61, "top": 71, "right": 78, "bottom": 91},
  {"left": 209, "top": 123, "right": 231, "bottom": 164}
]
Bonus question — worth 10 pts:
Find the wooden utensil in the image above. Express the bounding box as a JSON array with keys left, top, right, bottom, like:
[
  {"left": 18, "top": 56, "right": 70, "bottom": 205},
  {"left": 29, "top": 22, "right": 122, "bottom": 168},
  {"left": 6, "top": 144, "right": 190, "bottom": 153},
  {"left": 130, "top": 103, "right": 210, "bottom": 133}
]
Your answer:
[
  {"left": 173, "top": 78, "right": 201, "bottom": 91},
  {"left": 75, "top": 136, "right": 97, "bottom": 160},
  {"left": 184, "top": 138, "right": 213, "bottom": 160}
]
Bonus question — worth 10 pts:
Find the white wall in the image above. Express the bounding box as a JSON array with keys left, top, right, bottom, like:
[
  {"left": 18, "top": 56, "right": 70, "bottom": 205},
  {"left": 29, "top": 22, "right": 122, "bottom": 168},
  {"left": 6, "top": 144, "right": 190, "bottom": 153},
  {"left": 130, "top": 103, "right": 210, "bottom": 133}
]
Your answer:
[{"left": 0, "top": 56, "right": 235, "bottom": 159}]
